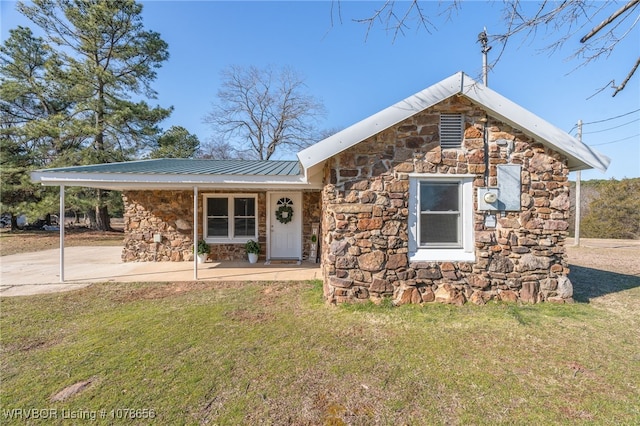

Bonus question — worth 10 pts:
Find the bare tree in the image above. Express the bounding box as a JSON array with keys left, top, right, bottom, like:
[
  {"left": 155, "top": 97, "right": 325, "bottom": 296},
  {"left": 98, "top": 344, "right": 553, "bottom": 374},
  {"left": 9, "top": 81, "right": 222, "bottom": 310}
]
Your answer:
[
  {"left": 204, "top": 65, "right": 326, "bottom": 160},
  {"left": 197, "top": 139, "right": 247, "bottom": 160},
  {"left": 345, "top": 0, "right": 640, "bottom": 96}
]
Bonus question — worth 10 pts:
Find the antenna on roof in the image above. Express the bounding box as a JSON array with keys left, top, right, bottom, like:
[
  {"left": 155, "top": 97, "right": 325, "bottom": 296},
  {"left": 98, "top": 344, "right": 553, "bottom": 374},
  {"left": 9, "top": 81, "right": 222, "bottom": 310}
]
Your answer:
[{"left": 478, "top": 28, "right": 491, "bottom": 86}]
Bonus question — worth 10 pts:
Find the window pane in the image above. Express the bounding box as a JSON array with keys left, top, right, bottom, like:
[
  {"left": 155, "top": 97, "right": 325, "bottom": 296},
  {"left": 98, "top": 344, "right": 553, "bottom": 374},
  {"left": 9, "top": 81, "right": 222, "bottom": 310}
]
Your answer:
[
  {"left": 207, "top": 218, "right": 228, "bottom": 237},
  {"left": 234, "top": 197, "right": 255, "bottom": 216},
  {"left": 234, "top": 218, "right": 255, "bottom": 237},
  {"left": 420, "top": 182, "right": 459, "bottom": 211},
  {"left": 207, "top": 198, "right": 228, "bottom": 216},
  {"left": 420, "top": 213, "right": 459, "bottom": 244}
]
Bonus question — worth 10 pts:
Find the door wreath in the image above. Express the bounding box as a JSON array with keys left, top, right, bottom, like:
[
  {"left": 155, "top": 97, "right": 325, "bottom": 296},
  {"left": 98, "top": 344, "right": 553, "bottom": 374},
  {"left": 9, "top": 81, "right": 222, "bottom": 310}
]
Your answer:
[{"left": 275, "top": 197, "right": 294, "bottom": 224}]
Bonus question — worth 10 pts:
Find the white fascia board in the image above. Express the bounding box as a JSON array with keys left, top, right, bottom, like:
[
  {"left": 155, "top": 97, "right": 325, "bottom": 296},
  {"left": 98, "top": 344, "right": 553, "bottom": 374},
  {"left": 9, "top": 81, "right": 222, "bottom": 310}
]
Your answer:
[
  {"left": 461, "top": 77, "right": 611, "bottom": 172},
  {"left": 30, "top": 170, "right": 322, "bottom": 191},
  {"left": 297, "top": 72, "right": 465, "bottom": 170}
]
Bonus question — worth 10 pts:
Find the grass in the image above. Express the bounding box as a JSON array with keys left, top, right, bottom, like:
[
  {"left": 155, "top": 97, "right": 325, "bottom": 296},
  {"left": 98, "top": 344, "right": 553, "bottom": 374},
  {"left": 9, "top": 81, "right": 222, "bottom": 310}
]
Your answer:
[
  {"left": 0, "top": 228, "right": 123, "bottom": 256},
  {"left": 2, "top": 279, "right": 639, "bottom": 425}
]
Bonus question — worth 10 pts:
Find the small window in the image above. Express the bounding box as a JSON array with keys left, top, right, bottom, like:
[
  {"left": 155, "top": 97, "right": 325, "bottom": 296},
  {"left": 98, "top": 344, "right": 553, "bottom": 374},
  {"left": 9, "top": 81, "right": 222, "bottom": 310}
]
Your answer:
[
  {"left": 419, "top": 182, "right": 461, "bottom": 247},
  {"left": 408, "top": 175, "right": 475, "bottom": 262},
  {"left": 204, "top": 195, "right": 257, "bottom": 241},
  {"left": 440, "top": 113, "right": 463, "bottom": 149}
]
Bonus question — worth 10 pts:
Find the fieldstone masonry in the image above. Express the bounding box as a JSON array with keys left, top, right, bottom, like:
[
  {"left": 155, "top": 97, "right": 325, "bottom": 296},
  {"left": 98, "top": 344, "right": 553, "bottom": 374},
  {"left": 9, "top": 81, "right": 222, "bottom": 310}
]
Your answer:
[
  {"left": 122, "top": 190, "right": 321, "bottom": 263},
  {"left": 321, "top": 96, "right": 574, "bottom": 305},
  {"left": 122, "top": 190, "right": 269, "bottom": 262},
  {"left": 122, "top": 190, "right": 195, "bottom": 262}
]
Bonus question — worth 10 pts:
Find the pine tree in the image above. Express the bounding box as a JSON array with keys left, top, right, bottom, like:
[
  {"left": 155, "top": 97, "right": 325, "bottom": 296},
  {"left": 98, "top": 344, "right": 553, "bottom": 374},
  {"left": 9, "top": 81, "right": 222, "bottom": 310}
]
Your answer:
[
  {"left": 0, "top": 26, "right": 73, "bottom": 228},
  {"left": 582, "top": 179, "right": 640, "bottom": 239},
  {"left": 150, "top": 126, "right": 200, "bottom": 159},
  {"left": 10, "top": 0, "right": 172, "bottom": 230}
]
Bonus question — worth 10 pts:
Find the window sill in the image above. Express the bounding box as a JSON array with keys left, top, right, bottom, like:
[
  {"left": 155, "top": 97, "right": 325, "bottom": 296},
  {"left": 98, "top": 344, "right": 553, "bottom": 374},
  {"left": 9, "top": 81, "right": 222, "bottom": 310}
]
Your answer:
[
  {"left": 205, "top": 237, "right": 256, "bottom": 245},
  {"left": 409, "top": 249, "right": 475, "bottom": 262}
]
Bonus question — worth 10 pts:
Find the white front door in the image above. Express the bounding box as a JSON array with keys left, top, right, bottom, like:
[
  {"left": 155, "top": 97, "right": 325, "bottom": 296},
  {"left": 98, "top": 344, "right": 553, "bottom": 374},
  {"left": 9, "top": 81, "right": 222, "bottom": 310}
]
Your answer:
[{"left": 269, "top": 192, "right": 302, "bottom": 259}]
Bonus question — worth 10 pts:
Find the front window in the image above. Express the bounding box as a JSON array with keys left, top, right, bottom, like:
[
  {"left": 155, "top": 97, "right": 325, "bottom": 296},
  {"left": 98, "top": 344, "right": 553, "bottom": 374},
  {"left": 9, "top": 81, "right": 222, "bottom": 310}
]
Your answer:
[
  {"left": 204, "top": 195, "right": 257, "bottom": 241},
  {"left": 409, "top": 175, "right": 474, "bottom": 262}
]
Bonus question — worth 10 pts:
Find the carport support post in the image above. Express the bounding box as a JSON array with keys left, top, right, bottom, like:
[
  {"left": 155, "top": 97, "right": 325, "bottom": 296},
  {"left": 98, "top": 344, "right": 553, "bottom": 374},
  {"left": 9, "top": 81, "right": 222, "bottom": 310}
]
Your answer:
[
  {"left": 193, "top": 186, "right": 198, "bottom": 280},
  {"left": 59, "top": 185, "right": 65, "bottom": 282}
]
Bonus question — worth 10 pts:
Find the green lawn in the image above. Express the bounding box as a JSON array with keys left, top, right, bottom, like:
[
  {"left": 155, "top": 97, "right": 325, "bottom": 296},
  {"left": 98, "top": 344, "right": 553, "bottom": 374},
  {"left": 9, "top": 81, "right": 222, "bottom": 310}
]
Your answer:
[{"left": 1, "top": 280, "right": 639, "bottom": 425}]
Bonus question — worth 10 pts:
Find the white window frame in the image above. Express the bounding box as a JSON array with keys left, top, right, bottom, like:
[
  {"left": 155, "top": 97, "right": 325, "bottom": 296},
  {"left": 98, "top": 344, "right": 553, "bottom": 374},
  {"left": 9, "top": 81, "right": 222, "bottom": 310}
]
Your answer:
[
  {"left": 408, "top": 174, "right": 475, "bottom": 262},
  {"left": 203, "top": 194, "right": 258, "bottom": 243}
]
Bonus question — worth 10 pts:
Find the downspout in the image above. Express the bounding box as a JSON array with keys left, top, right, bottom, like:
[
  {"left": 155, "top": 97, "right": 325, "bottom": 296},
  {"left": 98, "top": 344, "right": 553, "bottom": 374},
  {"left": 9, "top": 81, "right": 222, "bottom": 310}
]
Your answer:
[
  {"left": 59, "top": 185, "right": 65, "bottom": 282},
  {"left": 193, "top": 186, "right": 198, "bottom": 280}
]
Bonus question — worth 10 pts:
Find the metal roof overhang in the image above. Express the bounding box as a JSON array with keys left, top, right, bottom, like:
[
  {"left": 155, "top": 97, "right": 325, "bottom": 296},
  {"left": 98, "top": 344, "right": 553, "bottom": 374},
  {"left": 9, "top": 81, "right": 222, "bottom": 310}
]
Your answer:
[
  {"left": 460, "top": 79, "right": 611, "bottom": 172},
  {"left": 297, "top": 73, "right": 462, "bottom": 171},
  {"left": 297, "top": 72, "right": 610, "bottom": 173},
  {"left": 30, "top": 170, "right": 323, "bottom": 191}
]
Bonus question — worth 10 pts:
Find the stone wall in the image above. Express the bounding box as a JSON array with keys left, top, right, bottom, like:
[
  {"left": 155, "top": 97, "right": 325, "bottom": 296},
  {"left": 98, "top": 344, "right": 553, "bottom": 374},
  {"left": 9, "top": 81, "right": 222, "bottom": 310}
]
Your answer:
[
  {"left": 321, "top": 96, "right": 573, "bottom": 305},
  {"left": 302, "top": 191, "right": 322, "bottom": 261},
  {"left": 122, "top": 190, "right": 195, "bottom": 262},
  {"left": 122, "top": 190, "right": 268, "bottom": 262},
  {"left": 122, "top": 190, "right": 321, "bottom": 263}
]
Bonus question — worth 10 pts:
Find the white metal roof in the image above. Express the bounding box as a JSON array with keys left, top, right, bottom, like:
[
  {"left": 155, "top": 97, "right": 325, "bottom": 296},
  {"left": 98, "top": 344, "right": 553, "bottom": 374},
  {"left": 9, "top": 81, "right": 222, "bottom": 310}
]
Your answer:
[{"left": 297, "top": 72, "right": 610, "bottom": 172}]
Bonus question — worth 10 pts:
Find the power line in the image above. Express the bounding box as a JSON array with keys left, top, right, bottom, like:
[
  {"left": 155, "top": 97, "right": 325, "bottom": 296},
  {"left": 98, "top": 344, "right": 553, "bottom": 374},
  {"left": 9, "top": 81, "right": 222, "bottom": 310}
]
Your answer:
[
  {"left": 589, "top": 133, "right": 640, "bottom": 146},
  {"left": 567, "top": 108, "right": 640, "bottom": 134},
  {"left": 582, "top": 108, "right": 640, "bottom": 125},
  {"left": 583, "top": 117, "right": 640, "bottom": 134}
]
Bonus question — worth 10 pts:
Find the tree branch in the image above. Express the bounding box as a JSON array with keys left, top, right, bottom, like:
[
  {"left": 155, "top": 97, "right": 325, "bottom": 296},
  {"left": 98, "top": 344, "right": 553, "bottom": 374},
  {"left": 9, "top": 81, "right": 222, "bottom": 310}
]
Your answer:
[
  {"left": 581, "top": 0, "right": 639, "bottom": 43},
  {"left": 613, "top": 57, "right": 640, "bottom": 97}
]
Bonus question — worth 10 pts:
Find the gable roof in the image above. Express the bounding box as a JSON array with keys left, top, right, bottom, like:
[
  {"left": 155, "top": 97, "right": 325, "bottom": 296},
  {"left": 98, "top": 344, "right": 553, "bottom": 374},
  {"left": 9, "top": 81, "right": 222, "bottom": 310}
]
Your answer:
[
  {"left": 297, "top": 71, "right": 610, "bottom": 173},
  {"left": 31, "top": 158, "right": 309, "bottom": 190}
]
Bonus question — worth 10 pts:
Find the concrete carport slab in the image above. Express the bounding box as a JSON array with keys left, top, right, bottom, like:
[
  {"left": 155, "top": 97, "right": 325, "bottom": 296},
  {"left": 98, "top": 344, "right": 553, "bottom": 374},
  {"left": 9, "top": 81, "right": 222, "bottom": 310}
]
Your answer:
[{"left": 0, "top": 246, "right": 321, "bottom": 297}]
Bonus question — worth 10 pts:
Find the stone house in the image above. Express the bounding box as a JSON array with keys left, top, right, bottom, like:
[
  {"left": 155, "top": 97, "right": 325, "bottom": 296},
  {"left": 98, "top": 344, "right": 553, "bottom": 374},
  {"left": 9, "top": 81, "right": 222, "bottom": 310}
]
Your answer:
[{"left": 32, "top": 72, "right": 610, "bottom": 305}]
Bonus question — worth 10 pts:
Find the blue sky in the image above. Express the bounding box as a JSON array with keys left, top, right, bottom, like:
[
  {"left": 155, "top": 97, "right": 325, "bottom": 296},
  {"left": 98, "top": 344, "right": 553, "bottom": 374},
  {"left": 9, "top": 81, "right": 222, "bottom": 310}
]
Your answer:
[{"left": 2, "top": 1, "right": 639, "bottom": 180}]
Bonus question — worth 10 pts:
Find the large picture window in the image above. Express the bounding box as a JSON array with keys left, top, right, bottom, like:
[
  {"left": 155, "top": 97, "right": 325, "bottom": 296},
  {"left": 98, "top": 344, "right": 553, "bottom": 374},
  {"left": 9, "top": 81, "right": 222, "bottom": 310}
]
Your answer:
[
  {"left": 204, "top": 194, "right": 257, "bottom": 241},
  {"left": 409, "top": 175, "right": 474, "bottom": 262}
]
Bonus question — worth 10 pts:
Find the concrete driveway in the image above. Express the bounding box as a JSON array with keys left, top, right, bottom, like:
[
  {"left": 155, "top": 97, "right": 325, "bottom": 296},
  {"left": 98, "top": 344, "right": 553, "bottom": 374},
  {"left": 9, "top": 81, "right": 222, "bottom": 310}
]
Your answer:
[{"left": 0, "top": 246, "right": 321, "bottom": 297}]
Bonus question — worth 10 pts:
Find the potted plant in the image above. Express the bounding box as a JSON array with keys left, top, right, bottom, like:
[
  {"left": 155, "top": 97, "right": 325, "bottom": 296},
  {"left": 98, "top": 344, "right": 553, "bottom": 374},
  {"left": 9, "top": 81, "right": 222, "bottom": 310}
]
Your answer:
[
  {"left": 245, "top": 239, "right": 260, "bottom": 264},
  {"left": 196, "top": 239, "right": 210, "bottom": 264}
]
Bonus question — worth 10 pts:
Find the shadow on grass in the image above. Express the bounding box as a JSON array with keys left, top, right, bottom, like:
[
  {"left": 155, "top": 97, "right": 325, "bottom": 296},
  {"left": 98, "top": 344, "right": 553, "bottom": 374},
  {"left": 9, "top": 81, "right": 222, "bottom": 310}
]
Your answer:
[{"left": 570, "top": 264, "right": 640, "bottom": 303}]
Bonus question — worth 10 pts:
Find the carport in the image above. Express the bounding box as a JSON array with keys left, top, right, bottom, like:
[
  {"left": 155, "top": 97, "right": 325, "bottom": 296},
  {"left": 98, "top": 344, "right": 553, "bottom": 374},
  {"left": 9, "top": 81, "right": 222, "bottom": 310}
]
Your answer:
[{"left": 30, "top": 159, "right": 323, "bottom": 284}]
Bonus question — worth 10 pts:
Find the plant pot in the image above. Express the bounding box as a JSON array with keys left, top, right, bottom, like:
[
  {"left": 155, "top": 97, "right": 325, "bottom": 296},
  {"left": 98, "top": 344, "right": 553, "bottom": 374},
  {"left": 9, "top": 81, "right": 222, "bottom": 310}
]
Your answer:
[
  {"left": 248, "top": 253, "right": 258, "bottom": 264},
  {"left": 197, "top": 254, "right": 208, "bottom": 264}
]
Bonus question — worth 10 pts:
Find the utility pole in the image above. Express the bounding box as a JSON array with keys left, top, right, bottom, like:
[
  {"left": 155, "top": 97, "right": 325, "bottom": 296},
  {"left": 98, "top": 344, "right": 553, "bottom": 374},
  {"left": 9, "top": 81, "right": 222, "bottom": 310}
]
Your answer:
[
  {"left": 478, "top": 28, "right": 491, "bottom": 86},
  {"left": 574, "top": 120, "right": 583, "bottom": 247}
]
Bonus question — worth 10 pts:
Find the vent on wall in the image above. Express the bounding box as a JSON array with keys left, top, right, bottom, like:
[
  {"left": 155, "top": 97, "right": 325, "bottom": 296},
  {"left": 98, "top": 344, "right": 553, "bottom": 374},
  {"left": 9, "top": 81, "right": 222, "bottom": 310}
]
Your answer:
[{"left": 440, "top": 113, "right": 464, "bottom": 149}]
